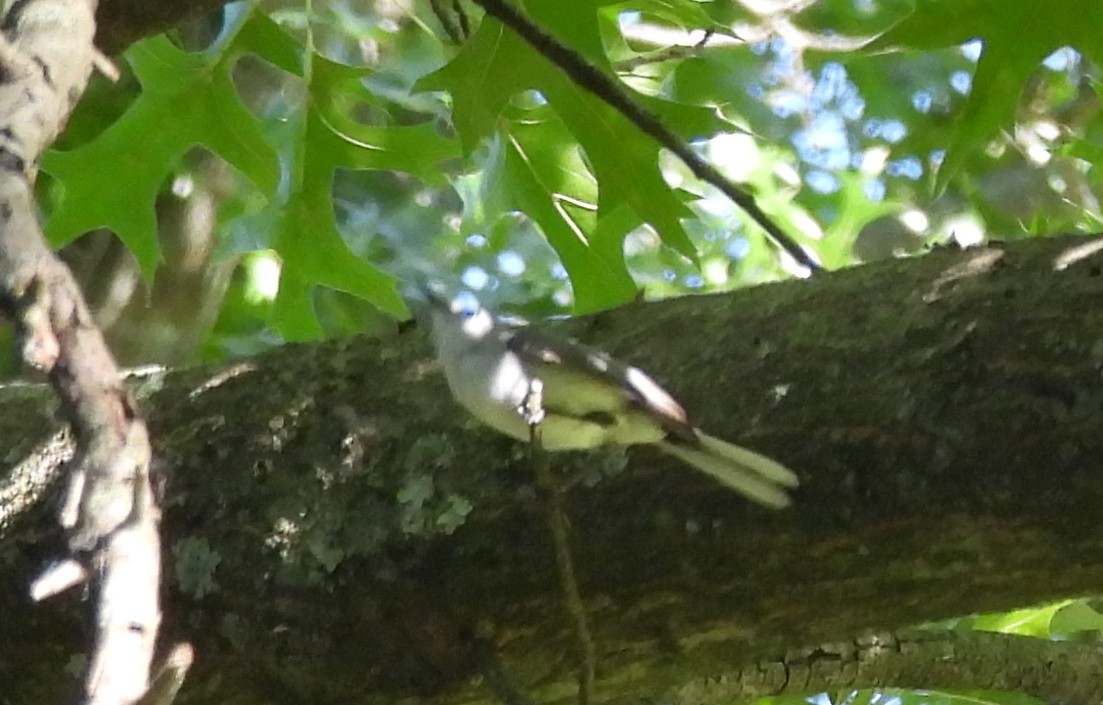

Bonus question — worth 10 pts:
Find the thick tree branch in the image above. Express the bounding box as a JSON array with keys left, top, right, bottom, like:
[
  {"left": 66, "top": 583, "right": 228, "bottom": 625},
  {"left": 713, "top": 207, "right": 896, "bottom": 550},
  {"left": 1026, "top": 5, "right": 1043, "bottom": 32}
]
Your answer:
[
  {"left": 3, "top": 234, "right": 1103, "bottom": 702},
  {"left": 681, "top": 630, "right": 1103, "bottom": 702},
  {"left": 0, "top": 1, "right": 160, "bottom": 704}
]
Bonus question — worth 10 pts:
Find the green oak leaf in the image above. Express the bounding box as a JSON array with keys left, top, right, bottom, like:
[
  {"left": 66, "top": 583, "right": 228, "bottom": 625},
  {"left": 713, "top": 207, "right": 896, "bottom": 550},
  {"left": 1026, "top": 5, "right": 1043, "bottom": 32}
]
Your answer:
[
  {"left": 419, "top": 17, "right": 698, "bottom": 270},
  {"left": 869, "top": 0, "right": 1103, "bottom": 192},
  {"left": 237, "top": 17, "right": 456, "bottom": 331},
  {"left": 232, "top": 10, "right": 306, "bottom": 76},
  {"left": 42, "top": 33, "right": 279, "bottom": 279},
  {"left": 271, "top": 108, "right": 425, "bottom": 340},
  {"left": 483, "top": 105, "right": 636, "bottom": 311}
]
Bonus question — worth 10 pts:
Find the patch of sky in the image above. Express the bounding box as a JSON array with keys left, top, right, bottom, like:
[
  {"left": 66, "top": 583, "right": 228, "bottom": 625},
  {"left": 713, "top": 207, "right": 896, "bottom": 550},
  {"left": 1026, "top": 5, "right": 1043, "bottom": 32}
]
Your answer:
[
  {"left": 881, "top": 120, "right": 906, "bottom": 143},
  {"left": 811, "top": 63, "right": 847, "bottom": 107},
  {"left": 452, "top": 290, "right": 481, "bottom": 313},
  {"left": 806, "top": 170, "right": 841, "bottom": 194},
  {"left": 497, "top": 251, "right": 526, "bottom": 276},
  {"left": 772, "top": 90, "right": 805, "bottom": 118},
  {"left": 794, "top": 112, "right": 851, "bottom": 170},
  {"left": 864, "top": 178, "right": 886, "bottom": 201},
  {"left": 961, "top": 39, "right": 982, "bottom": 62},
  {"left": 911, "top": 90, "right": 932, "bottom": 114},
  {"left": 863, "top": 118, "right": 906, "bottom": 143},
  {"left": 1044, "top": 47, "right": 1078, "bottom": 71},
  {"left": 887, "top": 156, "right": 923, "bottom": 180},
  {"left": 726, "top": 237, "right": 751, "bottom": 259},
  {"left": 461, "top": 266, "right": 489, "bottom": 290},
  {"left": 950, "top": 70, "right": 971, "bottom": 95}
]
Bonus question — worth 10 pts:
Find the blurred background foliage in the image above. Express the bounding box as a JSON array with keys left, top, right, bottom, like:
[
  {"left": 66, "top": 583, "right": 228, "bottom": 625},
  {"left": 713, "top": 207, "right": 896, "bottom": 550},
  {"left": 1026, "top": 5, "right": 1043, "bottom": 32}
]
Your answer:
[
  {"left": 29, "top": 0, "right": 1103, "bottom": 367},
  {"left": 23, "top": 0, "right": 1103, "bottom": 701}
]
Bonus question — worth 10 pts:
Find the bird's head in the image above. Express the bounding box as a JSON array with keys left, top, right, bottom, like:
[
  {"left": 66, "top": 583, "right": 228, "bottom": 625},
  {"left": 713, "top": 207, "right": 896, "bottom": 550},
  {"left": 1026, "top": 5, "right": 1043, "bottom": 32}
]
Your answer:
[{"left": 416, "top": 284, "right": 496, "bottom": 349}]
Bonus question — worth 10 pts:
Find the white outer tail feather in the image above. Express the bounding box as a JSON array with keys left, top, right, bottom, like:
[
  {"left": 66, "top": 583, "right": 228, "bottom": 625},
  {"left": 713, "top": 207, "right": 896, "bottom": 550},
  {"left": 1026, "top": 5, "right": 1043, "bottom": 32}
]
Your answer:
[{"left": 657, "top": 430, "right": 797, "bottom": 509}]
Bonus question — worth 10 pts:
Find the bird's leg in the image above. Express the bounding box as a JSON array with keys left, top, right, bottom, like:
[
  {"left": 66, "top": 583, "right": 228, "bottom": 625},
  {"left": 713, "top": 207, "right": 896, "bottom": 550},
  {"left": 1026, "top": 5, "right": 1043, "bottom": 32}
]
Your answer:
[
  {"left": 523, "top": 379, "right": 595, "bottom": 705},
  {"left": 518, "top": 378, "right": 545, "bottom": 427},
  {"left": 471, "top": 637, "right": 538, "bottom": 705}
]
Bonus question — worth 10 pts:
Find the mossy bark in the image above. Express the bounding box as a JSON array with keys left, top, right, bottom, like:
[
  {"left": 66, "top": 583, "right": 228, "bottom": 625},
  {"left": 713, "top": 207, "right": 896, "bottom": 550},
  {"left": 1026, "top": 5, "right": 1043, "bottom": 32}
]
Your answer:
[{"left": 4, "top": 235, "right": 1103, "bottom": 703}]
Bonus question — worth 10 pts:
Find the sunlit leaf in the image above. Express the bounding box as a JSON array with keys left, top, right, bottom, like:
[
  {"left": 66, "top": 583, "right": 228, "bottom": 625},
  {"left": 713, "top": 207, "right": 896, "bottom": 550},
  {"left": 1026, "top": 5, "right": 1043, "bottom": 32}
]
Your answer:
[
  {"left": 419, "top": 16, "right": 699, "bottom": 282},
  {"left": 868, "top": 0, "right": 1103, "bottom": 191},
  {"left": 43, "top": 32, "right": 279, "bottom": 278}
]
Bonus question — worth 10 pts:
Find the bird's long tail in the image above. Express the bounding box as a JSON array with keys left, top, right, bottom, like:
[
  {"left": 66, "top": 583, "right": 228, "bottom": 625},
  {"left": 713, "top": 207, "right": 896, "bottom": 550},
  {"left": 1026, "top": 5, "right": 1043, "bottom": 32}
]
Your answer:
[{"left": 657, "top": 431, "right": 798, "bottom": 508}]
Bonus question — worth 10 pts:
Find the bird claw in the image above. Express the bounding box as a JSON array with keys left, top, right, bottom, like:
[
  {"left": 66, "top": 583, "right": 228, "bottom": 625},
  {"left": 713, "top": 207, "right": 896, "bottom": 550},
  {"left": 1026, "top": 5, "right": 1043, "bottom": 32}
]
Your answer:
[{"left": 519, "top": 378, "right": 545, "bottom": 427}]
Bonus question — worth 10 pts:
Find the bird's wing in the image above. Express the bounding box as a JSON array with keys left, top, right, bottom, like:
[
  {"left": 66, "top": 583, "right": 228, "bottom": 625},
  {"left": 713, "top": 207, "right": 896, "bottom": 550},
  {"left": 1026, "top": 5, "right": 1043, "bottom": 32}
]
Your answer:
[{"left": 504, "top": 326, "right": 697, "bottom": 441}]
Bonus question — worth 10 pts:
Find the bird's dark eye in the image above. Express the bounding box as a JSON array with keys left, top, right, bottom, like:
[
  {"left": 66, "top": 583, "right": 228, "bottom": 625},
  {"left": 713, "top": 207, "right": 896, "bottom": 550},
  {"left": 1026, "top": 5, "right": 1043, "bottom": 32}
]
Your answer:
[{"left": 460, "top": 308, "right": 478, "bottom": 319}]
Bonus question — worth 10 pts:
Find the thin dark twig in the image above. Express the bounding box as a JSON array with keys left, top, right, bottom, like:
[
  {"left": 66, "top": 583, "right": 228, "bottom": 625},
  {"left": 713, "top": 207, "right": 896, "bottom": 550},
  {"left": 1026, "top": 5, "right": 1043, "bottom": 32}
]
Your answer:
[
  {"left": 453, "top": 0, "right": 471, "bottom": 40},
  {"left": 614, "top": 44, "right": 702, "bottom": 72},
  {"left": 472, "top": 638, "right": 539, "bottom": 705},
  {"left": 429, "top": 0, "right": 464, "bottom": 44},
  {"left": 522, "top": 380, "right": 596, "bottom": 705},
  {"left": 468, "top": 0, "right": 822, "bottom": 272}
]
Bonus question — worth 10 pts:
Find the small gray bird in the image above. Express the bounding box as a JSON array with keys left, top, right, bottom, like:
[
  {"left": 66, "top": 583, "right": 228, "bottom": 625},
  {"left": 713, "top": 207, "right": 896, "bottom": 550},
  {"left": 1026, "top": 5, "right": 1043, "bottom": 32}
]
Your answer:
[{"left": 420, "top": 290, "right": 798, "bottom": 508}]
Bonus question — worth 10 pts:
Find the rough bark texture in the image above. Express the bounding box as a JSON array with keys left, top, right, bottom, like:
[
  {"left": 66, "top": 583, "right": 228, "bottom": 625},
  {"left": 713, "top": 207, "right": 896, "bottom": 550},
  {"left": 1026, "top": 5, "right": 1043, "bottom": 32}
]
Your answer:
[
  {"left": 0, "top": 1, "right": 164, "bottom": 703},
  {"left": 3, "top": 234, "right": 1103, "bottom": 703}
]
